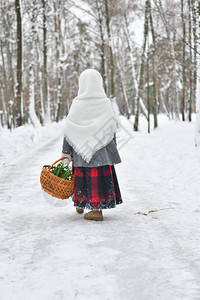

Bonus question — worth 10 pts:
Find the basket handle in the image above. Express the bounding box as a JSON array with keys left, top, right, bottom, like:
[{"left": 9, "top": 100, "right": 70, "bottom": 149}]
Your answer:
[{"left": 48, "top": 157, "right": 73, "bottom": 172}]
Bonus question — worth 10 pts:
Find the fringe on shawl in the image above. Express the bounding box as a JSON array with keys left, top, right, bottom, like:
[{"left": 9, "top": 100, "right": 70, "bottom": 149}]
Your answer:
[{"left": 64, "top": 130, "right": 116, "bottom": 163}]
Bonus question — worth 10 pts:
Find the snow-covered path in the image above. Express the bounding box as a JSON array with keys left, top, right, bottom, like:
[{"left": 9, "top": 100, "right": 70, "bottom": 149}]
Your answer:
[{"left": 1, "top": 116, "right": 200, "bottom": 300}]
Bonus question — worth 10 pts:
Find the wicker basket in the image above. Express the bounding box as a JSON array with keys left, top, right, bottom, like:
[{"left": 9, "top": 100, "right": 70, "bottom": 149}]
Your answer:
[{"left": 40, "top": 157, "right": 75, "bottom": 199}]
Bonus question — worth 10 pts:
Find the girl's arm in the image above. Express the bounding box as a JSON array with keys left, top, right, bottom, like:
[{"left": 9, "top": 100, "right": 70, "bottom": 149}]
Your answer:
[
  {"left": 62, "top": 137, "right": 73, "bottom": 155},
  {"left": 113, "top": 133, "right": 117, "bottom": 146},
  {"left": 61, "top": 137, "right": 73, "bottom": 164}
]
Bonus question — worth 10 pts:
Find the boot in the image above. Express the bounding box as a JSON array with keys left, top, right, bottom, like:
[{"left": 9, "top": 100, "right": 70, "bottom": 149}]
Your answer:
[
  {"left": 76, "top": 208, "right": 84, "bottom": 214},
  {"left": 84, "top": 210, "right": 103, "bottom": 221}
]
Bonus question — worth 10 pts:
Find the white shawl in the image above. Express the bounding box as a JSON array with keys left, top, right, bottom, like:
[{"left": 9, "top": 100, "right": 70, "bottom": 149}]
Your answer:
[{"left": 64, "top": 69, "right": 116, "bottom": 163}]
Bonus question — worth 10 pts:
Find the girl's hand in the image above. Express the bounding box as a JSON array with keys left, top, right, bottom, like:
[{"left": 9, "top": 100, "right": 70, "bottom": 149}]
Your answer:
[{"left": 61, "top": 153, "right": 72, "bottom": 165}]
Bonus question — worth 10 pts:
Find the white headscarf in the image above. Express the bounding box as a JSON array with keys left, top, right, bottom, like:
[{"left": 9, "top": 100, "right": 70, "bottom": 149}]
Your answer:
[{"left": 64, "top": 69, "right": 116, "bottom": 163}]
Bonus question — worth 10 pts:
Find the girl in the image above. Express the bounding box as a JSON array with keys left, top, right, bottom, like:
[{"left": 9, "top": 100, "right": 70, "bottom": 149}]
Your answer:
[{"left": 61, "top": 69, "right": 122, "bottom": 221}]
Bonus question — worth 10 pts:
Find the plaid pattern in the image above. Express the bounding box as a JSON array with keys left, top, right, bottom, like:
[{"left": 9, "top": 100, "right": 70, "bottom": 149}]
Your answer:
[{"left": 73, "top": 165, "right": 123, "bottom": 210}]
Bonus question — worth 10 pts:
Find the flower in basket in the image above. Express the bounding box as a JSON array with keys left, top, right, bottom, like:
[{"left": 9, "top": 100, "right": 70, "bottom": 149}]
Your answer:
[{"left": 51, "top": 161, "right": 73, "bottom": 180}]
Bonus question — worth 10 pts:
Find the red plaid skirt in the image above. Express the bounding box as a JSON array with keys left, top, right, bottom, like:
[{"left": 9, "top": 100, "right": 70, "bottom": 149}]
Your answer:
[{"left": 73, "top": 165, "right": 122, "bottom": 210}]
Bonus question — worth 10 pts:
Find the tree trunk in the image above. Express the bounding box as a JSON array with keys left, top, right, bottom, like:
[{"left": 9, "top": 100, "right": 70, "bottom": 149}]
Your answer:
[
  {"left": 54, "top": 1, "right": 63, "bottom": 122},
  {"left": 115, "top": 47, "right": 131, "bottom": 118},
  {"left": 42, "top": 0, "right": 49, "bottom": 123},
  {"left": 124, "top": 13, "right": 138, "bottom": 115},
  {"left": 192, "top": 0, "right": 197, "bottom": 113},
  {"left": 104, "top": 0, "right": 114, "bottom": 98},
  {"left": 29, "top": 66, "right": 40, "bottom": 127},
  {"left": 134, "top": 0, "right": 148, "bottom": 131},
  {"left": 195, "top": 1, "right": 200, "bottom": 146},
  {"left": 188, "top": 0, "right": 193, "bottom": 122},
  {"left": 0, "top": 40, "right": 8, "bottom": 128},
  {"left": 154, "top": 0, "right": 179, "bottom": 119},
  {"left": 147, "top": 39, "right": 150, "bottom": 134},
  {"left": 15, "top": 0, "right": 22, "bottom": 127},
  {"left": 148, "top": 0, "right": 158, "bottom": 128},
  {"left": 181, "top": 0, "right": 186, "bottom": 121},
  {"left": 29, "top": 0, "right": 40, "bottom": 126},
  {"left": 95, "top": 0, "right": 107, "bottom": 93}
]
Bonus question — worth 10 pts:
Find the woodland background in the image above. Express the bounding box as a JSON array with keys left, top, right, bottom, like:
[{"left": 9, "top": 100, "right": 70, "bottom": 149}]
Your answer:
[{"left": 0, "top": 0, "right": 200, "bottom": 133}]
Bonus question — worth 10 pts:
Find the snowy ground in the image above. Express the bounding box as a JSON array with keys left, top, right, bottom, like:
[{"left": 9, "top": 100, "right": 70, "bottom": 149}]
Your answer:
[
  {"left": 0, "top": 121, "right": 65, "bottom": 167},
  {"left": 0, "top": 115, "right": 200, "bottom": 300}
]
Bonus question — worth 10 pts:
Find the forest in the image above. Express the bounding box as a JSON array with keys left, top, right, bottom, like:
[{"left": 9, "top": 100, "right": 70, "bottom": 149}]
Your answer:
[
  {"left": 0, "top": 0, "right": 200, "bottom": 133},
  {"left": 1, "top": 2, "right": 200, "bottom": 298}
]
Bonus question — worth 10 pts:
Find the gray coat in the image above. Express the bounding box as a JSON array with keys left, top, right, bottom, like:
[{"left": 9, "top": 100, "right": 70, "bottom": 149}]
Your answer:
[{"left": 62, "top": 135, "right": 122, "bottom": 167}]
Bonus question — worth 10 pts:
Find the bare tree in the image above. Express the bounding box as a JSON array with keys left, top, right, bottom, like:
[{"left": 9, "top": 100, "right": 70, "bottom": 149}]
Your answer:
[
  {"left": 134, "top": 0, "right": 148, "bottom": 131},
  {"left": 181, "top": 0, "right": 186, "bottom": 121},
  {"left": 95, "top": 0, "right": 107, "bottom": 92},
  {"left": 104, "top": 0, "right": 115, "bottom": 99},
  {"left": 42, "top": 0, "right": 49, "bottom": 123},
  {"left": 195, "top": 1, "right": 200, "bottom": 146},
  {"left": 148, "top": 0, "right": 158, "bottom": 128},
  {"left": 15, "top": 0, "right": 22, "bottom": 127}
]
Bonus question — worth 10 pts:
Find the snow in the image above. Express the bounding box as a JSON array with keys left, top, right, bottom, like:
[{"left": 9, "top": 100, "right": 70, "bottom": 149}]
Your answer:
[
  {"left": 0, "top": 120, "right": 65, "bottom": 167},
  {"left": 0, "top": 115, "right": 200, "bottom": 300}
]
